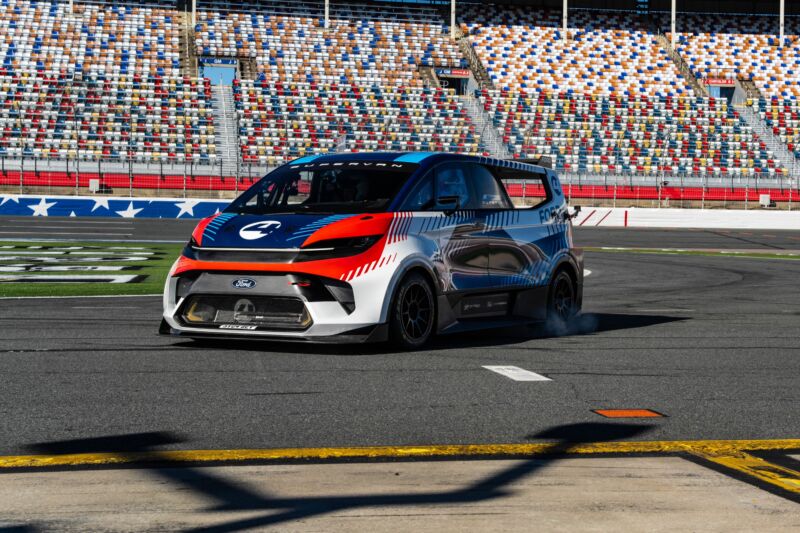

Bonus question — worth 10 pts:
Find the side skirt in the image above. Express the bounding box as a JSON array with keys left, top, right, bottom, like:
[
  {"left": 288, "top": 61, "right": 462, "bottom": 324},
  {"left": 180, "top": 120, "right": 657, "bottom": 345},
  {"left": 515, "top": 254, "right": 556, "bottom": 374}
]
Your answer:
[{"left": 436, "top": 286, "right": 549, "bottom": 334}]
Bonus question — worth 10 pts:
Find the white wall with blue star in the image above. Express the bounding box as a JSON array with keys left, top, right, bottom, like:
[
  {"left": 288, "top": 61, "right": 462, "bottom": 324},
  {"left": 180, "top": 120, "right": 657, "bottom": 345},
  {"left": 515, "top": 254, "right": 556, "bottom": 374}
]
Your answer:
[{"left": 0, "top": 195, "right": 231, "bottom": 219}]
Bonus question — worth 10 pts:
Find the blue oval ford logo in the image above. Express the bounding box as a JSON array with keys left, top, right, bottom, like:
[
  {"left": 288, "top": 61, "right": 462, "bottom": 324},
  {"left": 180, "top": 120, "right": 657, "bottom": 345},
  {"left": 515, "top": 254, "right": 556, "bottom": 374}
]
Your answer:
[{"left": 232, "top": 278, "right": 257, "bottom": 290}]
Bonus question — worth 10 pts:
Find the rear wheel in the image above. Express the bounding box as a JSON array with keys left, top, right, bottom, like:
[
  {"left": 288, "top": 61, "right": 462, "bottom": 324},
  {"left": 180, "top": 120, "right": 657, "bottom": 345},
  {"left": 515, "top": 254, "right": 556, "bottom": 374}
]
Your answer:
[
  {"left": 548, "top": 270, "right": 577, "bottom": 325},
  {"left": 389, "top": 272, "right": 435, "bottom": 349}
]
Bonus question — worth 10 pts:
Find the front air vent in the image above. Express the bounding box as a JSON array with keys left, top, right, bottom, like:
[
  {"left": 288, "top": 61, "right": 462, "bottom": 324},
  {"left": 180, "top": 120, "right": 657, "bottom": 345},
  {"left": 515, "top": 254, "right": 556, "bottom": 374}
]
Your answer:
[{"left": 179, "top": 294, "right": 312, "bottom": 331}]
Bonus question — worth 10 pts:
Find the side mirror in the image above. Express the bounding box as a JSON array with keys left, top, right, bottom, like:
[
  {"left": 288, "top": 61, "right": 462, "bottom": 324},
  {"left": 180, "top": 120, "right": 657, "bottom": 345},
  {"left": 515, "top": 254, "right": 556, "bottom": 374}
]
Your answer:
[
  {"left": 438, "top": 195, "right": 461, "bottom": 215},
  {"left": 569, "top": 205, "right": 581, "bottom": 220}
]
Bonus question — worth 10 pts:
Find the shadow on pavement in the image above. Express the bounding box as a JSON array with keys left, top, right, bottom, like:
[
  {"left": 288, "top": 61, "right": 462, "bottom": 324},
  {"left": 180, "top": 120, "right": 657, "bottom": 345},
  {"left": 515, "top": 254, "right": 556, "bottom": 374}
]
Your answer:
[
  {"left": 25, "top": 422, "right": 653, "bottom": 532},
  {"left": 168, "top": 312, "right": 686, "bottom": 355}
]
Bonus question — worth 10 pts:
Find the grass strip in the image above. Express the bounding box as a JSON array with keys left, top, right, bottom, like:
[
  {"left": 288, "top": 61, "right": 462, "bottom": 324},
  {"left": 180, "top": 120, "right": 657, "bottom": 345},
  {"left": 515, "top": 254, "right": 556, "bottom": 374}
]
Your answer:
[{"left": 0, "top": 241, "right": 183, "bottom": 297}]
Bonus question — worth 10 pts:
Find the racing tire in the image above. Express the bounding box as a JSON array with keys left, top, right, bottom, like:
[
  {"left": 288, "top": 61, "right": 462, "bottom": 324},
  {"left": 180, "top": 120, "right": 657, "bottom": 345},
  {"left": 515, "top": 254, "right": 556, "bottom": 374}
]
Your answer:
[
  {"left": 389, "top": 271, "right": 435, "bottom": 350},
  {"left": 547, "top": 270, "right": 578, "bottom": 328}
]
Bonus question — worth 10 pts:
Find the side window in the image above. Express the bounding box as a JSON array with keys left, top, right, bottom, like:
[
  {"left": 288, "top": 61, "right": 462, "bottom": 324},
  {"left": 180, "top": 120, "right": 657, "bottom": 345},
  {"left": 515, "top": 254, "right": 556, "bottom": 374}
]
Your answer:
[
  {"left": 468, "top": 164, "right": 514, "bottom": 210},
  {"left": 491, "top": 166, "right": 551, "bottom": 209},
  {"left": 400, "top": 172, "right": 434, "bottom": 211},
  {"left": 435, "top": 163, "right": 471, "bottom": 209}
]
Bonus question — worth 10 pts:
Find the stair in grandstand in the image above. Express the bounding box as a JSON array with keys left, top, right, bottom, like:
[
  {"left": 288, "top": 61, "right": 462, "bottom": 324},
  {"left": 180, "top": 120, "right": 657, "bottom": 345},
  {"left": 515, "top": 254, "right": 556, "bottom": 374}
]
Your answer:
[
  {"left": 459, "top": 93, "right": 511, "bottom": 159},
  {"left": 180, "top": 14, "right": 199, "bottom": 78},
  {"left": 738, "top": 79, "right": 765, "bottom": 102},
  {"left": 655, "top": 33, "right": 709, "bottom": 97},
  {"left": 239, "top": 58, "right": 259, "bottom": 81},
  {"left": 738, "top": 103, "right": 800, "bottom": 175},
  {"left": 418, "top": 66, "right": 442, "bottom": 89},
  {"left": 453, "top": 25, "right": 494, "bottom": 90},
  {"left": 211, "top": 84, "right": 242, "bottom": 176}
]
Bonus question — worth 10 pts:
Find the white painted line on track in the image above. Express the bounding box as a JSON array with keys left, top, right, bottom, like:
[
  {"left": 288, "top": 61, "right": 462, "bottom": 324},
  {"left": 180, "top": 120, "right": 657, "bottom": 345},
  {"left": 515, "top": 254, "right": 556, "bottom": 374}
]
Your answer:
[
  {"left": 0, "top": 274, "right": 142, "bottom": 283},
  {"left": 0, "top": 251, "right": 155, "bottom": 255},
  {"left": 0, "top": 294, "right": 161, "bottom": 300},
  {"left": 3, "top": 219, "right": 134, "bottom": 225},
  {"left": 71, "top": 306, "right": 140, "bottom": 309},
  {"left": 482, "top": 366, "right": 552, "bottom": 382},
  {"left": 0, "top": 225, "right": 134, "bottom": 230},
  {"left": 0, "top": 232, "right": 133, "bottom": 236},
  {"left": 635, "top": 308, "right": 694, "bottom": 313},
  {"left": 0, "top": 238, "right": 184, "bottom": 243},
  {"left": 584, "top": 269, "right": 592, "bottom": 277}
]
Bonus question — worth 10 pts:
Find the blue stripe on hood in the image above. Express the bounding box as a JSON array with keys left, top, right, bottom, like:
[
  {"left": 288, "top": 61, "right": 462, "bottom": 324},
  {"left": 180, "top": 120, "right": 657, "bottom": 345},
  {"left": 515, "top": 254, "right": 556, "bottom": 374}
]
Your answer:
[{"left": 199, "top": 213, "right": 354, "bottom": 249}]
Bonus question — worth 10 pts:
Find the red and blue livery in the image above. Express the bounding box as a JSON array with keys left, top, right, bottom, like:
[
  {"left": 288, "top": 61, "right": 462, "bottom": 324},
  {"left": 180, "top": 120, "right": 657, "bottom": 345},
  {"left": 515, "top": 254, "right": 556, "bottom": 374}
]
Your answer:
[{"left": 161, "top": 152, "right": 583, "bottom": 347}]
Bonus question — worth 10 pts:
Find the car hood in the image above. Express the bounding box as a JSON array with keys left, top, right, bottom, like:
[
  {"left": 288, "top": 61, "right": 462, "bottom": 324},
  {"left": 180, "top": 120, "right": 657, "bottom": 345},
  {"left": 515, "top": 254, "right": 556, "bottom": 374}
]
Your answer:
[{"left": 193, "top": 213, "right": 357, "bottom": 249}]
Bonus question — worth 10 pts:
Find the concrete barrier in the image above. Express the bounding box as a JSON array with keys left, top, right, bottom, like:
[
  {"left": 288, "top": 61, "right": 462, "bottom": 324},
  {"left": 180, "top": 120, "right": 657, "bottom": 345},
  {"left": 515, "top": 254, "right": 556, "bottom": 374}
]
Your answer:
[{"left": 573, "top": 207, "right": 800, "bottom": 230}]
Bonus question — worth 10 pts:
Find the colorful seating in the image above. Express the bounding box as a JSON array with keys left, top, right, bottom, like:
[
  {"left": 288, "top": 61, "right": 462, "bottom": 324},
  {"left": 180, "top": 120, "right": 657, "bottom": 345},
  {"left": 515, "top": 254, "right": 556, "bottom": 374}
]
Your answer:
[
  {"left": 235, "top": 79, "right": 485, "bottom": 166},
  {"left": 195, "top": 1, "right": 464, "bottom": 87},
  {"left": 668, "top": 14, "right": 800, "bottom": 99},
  {"left": 755, "top": 98, "right": 800, "bottom": 159},
  {"left": 0, "top": 72, "right": 216, "bottom": 164},
  {"left": 462, "top": 6, "right": 691, "bottom": 97},
  {"left": 0, "top": 0, "right": 181, "bottom": 77},
  {"left": 481, "top": 89, "right": 786, "bottom": 177}
]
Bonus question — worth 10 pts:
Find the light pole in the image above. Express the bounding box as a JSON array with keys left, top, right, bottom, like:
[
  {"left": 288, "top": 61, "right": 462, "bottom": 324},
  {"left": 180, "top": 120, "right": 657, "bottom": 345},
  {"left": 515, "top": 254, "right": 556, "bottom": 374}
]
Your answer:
[
  {"left": 451, "top": 0, "right": 457, "bottom": 40},
  {"left": 671, "top": 0, "right": 676, "bottom": 49},
  {"left": 779, "top": 0, "right": 785, "bottom": 48}
]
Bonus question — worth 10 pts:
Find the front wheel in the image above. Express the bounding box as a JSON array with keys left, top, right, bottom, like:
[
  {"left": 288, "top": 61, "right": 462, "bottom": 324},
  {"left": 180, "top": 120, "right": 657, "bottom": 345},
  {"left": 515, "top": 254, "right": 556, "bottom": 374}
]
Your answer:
[
  {"left": 389, "top": 272, "right": 435, "bottom": 350},
  {"left": 548, "top": 270, "right": 577, "bottom": 326}
]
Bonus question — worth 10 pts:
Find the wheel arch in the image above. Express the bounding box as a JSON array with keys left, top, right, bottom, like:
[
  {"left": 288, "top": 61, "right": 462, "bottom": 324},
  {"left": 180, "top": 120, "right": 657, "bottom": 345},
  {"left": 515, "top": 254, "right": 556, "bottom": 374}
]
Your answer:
[
  {"left": 379, "top": 256, "right": 439, "bottom": 324},
  {"left": 547, "top": 254, "right": 583, "bottom": 313}
]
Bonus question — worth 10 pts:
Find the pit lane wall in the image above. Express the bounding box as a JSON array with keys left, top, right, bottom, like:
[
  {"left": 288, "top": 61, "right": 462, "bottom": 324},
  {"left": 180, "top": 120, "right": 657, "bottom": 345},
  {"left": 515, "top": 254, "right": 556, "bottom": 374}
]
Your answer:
[{"left": 2, "top": 194, "right": 799, "bottom": 230}]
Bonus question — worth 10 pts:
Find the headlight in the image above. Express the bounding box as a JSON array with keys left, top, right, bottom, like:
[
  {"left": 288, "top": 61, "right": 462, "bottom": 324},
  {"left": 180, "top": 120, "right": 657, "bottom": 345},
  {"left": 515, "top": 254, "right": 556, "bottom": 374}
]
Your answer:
[
  {"left": 182, "top": 236, "right": 199, "bottom": 259},
  {"left": 303, "top": 235, "right": 381, "bottom": 251}
]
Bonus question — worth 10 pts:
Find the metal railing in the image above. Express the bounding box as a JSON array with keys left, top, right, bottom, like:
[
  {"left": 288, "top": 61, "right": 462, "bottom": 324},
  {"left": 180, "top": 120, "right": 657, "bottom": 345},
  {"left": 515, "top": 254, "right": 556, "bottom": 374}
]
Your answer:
[{"left": 2, "top": 155, "right": 798, "bottom": 210}]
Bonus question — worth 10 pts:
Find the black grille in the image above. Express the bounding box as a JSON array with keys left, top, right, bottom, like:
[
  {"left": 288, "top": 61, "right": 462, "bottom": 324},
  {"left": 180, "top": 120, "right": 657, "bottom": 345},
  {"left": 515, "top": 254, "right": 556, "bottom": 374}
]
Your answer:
[
  {"left": 184, "top": 246, "right": 360, "bottom": 263},
  {"left": 179, "top": 294, "right": 312, "bottom": 331},
  {"left": 190, "top": 249, "right": 299, "bottom": 263}
]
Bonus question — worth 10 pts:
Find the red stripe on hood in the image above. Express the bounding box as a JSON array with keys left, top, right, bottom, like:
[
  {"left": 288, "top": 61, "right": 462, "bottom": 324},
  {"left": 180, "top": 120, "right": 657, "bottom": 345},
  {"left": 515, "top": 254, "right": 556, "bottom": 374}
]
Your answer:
[
  {"left": 191, "top": 214, "right": 218, "bottom": 246},
  {"left": 301, "top": 213, "right": 394, "bottom": 248}
]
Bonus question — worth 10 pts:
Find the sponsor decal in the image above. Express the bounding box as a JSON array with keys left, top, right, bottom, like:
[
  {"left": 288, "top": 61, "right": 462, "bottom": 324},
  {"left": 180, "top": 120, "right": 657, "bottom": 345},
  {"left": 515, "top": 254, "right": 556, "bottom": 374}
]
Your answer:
[
  {"left": 288, "top": 161, "right": 414, "bottom": 170},
  {"left": 200, "top": 57, "right": 238, "bottom": 66},
  {"left": 239, "top": 221, "right": 282, "bottom": 240},
  {"left": 232, "top": 278, "right": 257, "bottom": 289},
  {"left": 219, "top": 324, "right": 258, "bottom": 330},
  {"left": 550, "top": 175, "right": 563, "bottom": 197},
  {"left": 435, "top": 67, "right": 471, "bottom": 78},
  {"left": 704, "top": 78, "right": 735, "bottom": 86},
  {"left": 460, "top": 294, "right": 509, "bottom": 317}
]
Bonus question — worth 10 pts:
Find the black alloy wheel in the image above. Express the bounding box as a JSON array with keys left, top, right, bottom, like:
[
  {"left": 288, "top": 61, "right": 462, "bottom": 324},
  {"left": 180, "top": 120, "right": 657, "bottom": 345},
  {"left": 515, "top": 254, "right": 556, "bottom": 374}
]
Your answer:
[
  {"left": 549, "top": 270, "right": 577, "bottom": 324},
  {"left": 390, "top": 272, "right": 435, "bottom": 349}
]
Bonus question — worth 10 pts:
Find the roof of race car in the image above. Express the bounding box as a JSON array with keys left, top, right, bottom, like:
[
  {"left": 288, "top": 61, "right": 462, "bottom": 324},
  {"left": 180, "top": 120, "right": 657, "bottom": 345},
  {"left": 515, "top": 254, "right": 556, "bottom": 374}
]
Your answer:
[{"left": 288, "top": 152, "right": 550, "bottom": 174}]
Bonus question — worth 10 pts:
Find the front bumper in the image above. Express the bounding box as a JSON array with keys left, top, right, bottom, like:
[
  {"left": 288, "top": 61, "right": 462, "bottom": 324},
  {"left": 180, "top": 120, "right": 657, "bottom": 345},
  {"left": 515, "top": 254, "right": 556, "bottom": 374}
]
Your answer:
[{"left": 161, "top": 270, "right": 390, "bottom": 342}]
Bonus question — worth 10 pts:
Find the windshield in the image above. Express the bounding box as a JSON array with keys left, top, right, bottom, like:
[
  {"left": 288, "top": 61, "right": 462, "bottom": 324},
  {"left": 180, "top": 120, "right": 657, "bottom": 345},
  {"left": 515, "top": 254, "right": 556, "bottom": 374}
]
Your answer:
[{"left": 227, "top": 161, "right": 419, "bottom": 215}]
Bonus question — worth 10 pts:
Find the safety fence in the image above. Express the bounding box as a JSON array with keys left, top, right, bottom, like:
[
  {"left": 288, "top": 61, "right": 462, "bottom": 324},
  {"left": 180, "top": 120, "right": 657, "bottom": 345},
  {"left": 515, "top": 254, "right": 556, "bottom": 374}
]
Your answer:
[{"left": 1, "top": 158, "right": 798, "bottom": 207}]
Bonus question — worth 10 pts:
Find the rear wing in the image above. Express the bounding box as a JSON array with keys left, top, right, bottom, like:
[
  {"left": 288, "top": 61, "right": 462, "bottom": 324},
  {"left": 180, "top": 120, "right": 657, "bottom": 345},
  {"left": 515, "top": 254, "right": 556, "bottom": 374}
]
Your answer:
[{"left": 514, "top": 156, "right": 553, "bottom": 169}]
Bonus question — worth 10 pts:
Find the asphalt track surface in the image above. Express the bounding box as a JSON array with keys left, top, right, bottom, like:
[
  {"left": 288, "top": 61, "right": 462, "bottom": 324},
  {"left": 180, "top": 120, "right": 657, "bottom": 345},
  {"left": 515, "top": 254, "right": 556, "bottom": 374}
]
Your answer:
[
  {"left": 0, "top": 218, "right": 799, "bottom": 457},
  {"left": 4, "top": 215, "right": 800, "bottom": 250}
]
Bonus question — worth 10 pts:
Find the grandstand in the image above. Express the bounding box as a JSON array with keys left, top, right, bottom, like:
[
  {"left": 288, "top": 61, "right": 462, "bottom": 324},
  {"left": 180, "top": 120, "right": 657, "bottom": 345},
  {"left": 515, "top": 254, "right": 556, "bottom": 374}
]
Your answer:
[
  {"left": 0, "top": 0, "right": 797, "bottom": 204},
  {"left": 462, "top": 5, "right": 692, "bottom": 97}
]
